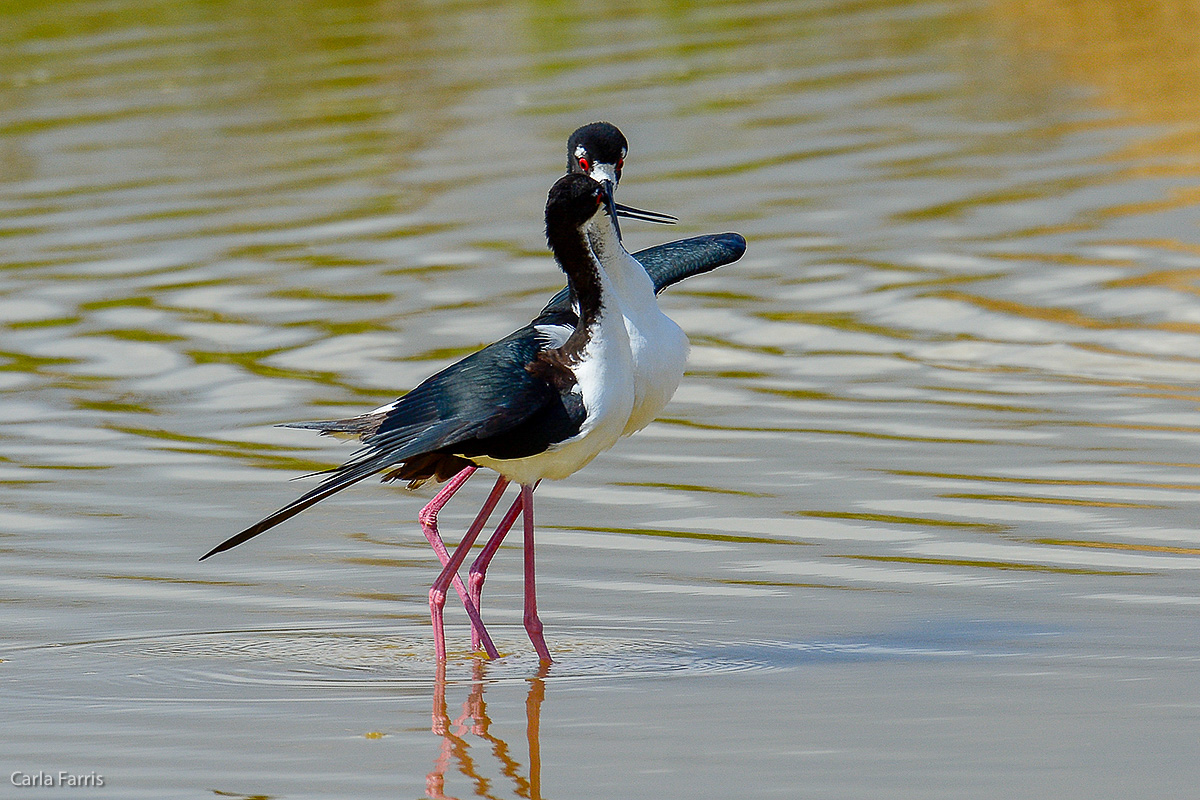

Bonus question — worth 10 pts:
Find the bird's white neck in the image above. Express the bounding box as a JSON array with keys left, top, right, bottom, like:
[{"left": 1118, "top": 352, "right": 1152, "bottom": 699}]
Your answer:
[{"left": 586, "top": 212, "right": 656, "bottom": 309}]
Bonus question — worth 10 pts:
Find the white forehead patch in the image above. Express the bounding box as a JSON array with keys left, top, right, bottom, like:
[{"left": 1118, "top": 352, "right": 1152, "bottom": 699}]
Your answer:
[
  {"left": 588, "top": 163, "right": 618, "bottom": 186},
  {"left": 575, "top": 144, "right": 588, "bottom": 159}
]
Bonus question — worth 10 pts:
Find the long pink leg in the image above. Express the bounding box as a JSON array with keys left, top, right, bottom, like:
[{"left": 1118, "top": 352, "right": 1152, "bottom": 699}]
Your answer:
[
  {"left": 430, "top": 475, "right": 510, "bottom": 660},
  {"left": 418, "top": 466, "right": 478, "bottom": 618},
  {"left": 467, "top": 492, "right": 524, "bottom": 650},
  {"left": 521, "top": 483, "right": 552, "bottom": 663},
  {"left": 418, "top": 467, "right": 509, "bottom": 658}
]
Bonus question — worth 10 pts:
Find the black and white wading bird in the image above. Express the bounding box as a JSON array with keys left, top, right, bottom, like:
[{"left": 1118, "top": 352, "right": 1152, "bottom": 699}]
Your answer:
[{"left": 203, "top": 125, "right": 746, "bottom": 662}]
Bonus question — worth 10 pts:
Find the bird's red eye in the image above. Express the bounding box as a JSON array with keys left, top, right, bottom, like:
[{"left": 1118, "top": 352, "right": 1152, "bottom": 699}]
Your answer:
[
  {"left": 616, "top": 158, "right": 624, "bottom": 170},
  {"left": 578, "top": 157, "right": 590, "bottom": 173}
]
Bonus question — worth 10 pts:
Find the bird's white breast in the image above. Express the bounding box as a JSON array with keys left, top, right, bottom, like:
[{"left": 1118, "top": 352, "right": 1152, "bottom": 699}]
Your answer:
[
  {"left": 474, "top": 285, "right": 634, "bottom": 485},
  {"left": 588, "top": 226, "right": 689, "bottom": 436}
]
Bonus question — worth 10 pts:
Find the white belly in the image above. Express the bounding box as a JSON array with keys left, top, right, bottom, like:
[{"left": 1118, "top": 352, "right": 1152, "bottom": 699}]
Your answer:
[
  {"left": 623, "top": 310, "right": 688, "bottom": 435},
  {"left": 590, "top": 244, "right": 689, "bottom": 437},
  {"left": 473, "top": 312, "right": 634, "bottom": 485}
]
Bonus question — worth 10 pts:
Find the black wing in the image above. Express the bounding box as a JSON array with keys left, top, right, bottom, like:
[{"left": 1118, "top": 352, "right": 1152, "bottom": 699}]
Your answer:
[
  {"left": 541, "top": 232, "right": 746, "bottom": 316},
  {"left": 287, "top": 233, "right": 746, "bottom": 441},
  {"left": 634, "top": 232, "right": 747, "bottom": 293},
  {"left": 201, "top": 318, "right": 582, "bottom": 560},
  {"left": 205, "top": 232, "right": 746, "bottom": 558}
]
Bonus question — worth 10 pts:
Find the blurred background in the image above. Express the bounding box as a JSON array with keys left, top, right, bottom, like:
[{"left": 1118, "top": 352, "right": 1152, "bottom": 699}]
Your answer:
[{"left": 3, "top": 1, "right": 1200, "bottom": 798}]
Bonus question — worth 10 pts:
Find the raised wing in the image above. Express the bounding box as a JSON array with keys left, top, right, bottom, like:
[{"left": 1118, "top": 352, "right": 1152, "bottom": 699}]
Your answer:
[
  {"left": 541, "top": 232, "right": 746, "bottom": 316},
  {"left": 634, "top": 232, "right": 746, "bottom": 293}
]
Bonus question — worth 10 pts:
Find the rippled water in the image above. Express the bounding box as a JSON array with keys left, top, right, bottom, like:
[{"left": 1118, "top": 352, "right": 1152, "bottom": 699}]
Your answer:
[{"left": 4, "top": 0, "right": 1200, "bottom": 797}]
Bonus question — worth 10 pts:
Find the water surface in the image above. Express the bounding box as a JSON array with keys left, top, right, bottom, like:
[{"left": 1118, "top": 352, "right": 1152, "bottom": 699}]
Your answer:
[{"left": 3, "top": 0, "right": 1200, "bottom": 797}]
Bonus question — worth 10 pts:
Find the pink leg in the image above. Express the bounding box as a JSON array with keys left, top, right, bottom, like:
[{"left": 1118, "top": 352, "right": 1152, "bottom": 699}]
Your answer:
[
  {"left": 430, "top": 475, "right": 510, "bottom": 661},
  {"left": 521, "top": 483, "right": 552, "bottom": 663},
  {"left": 467, "top": 492, "right": 524, "bottom": 650},
  {"left": 418, "top": 467, "right": 478, "bottom": 620}
]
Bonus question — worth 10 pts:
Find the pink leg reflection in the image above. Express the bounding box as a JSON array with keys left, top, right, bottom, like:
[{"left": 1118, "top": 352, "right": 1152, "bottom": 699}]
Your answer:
[
  {"left": 427, "top": 659, "right": 549, "bottom": 799},
  {"left": 427, "top": 661, "right": 489, "bottom": 799}
]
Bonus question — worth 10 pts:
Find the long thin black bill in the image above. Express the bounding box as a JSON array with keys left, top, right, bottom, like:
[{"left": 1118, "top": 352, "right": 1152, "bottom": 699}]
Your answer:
[
  {"left": 602, "top": 181, "right": 622, "bottom": 241},
  {"left": 614, "top": 202, "right": 677, "bottom": 225}
]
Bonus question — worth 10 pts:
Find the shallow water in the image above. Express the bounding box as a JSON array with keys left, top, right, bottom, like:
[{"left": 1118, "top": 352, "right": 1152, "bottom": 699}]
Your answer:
[{"left": 3, "top": 0, "right": 1200, "bottom": 797}]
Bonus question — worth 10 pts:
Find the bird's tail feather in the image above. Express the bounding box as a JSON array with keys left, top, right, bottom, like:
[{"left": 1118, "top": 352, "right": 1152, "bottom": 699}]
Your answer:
[
  {"left": 199, "top": 464, "right": 379, "bottom": 560},
  {"left": 202, "top": 419, "right": 476, "bottom": 560},
  {"left": 281, "top": 415, "right": 385, "bottom": 439}
]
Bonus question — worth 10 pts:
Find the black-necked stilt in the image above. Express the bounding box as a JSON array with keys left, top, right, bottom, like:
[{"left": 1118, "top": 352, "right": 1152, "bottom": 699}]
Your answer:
[
  {"left": 416, "top": 123, "right": 748, "bottom": 655},
  {"left": 550, "top": 121, "right": 746, "bottom": 302},
  {"left": 566, "top": 121, "right": 679, "bottom": 235},
  {"left": 205, "top": 174, "right": 636, "bottom": 661},
  {"left": 203, "top": 126, "right": 746, "bottom": 662},
  {"left": 559, "top": 121, "right": 687, "bottom": 432}
]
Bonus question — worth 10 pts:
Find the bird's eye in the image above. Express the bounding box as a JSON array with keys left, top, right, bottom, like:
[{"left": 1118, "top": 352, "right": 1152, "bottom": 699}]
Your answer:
[
  {"left": 616, "top": 158, "right": 624, "bottom": 170},
  {"left": 578, "top": 157, "right": 590, "bottom": 173}
]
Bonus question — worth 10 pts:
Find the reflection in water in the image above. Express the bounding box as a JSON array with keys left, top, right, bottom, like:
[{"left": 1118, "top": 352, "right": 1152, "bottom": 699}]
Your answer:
[
  {"left": 428, "top": 661, "right": 547, "bottom": 800},
  {"left": 997, "top": 0, "right": 1200, "bottom": 130},
  {"left": 992, "top": 0, "right": 1200, "bottom": 237}
]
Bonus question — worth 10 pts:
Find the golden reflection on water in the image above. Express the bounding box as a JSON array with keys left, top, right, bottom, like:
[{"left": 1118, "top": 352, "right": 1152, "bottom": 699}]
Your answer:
[
  {"left": 991, "top": 0, "right": 1200, "bottom": 267},
  {"left": 839, "top": 553, "right": 1149, "bottom": 576},
  {"left": 995, "top": 0, "right": 1200, "bottom": 135}
]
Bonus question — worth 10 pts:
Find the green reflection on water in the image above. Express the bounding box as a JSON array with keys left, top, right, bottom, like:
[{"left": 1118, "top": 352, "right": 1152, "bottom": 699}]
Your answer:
[
  {"left": 717, "top": 578, "right": 889, "bottom": 592},
  {"left": 891, "top": 468, "right": 1200, "bottom": 492},
  {"left": 188, "top": 349, "right": 341, "bottom": 384},
  {"left": 837, "top": 554, "right": 1149, "bottom": 576},
  {"left": 794, "top": 510, "right": 1009, "bottom": 534},
  {"left": 76, "top": 399, "right": 158, "bottom": 415},
  {"left": 941, "top": 492, "right": 1166, "bottom": 510},
  {"left": 0, "top": 350, "right": 79, "bottom": 372},
  {"left": 1030, "top": 538, "right": 1200, "bottom": 556},
  {"left": 543, "top": 524, "right": 811, "bottom": 547},
  {"left": 110, "top": 425, "right": 333, "bottom": 473},
  {"left": 613, "top": 481, "right": 771, "bottom": 498},
  {"left": 658, "top": 417, "right": 1008, "bottom": 446},
  {"left": 756, "top": 310, "right": 924, "bottom": 340},
  {"left": 87, "top": 329, "right": 186, "bottom": 343},
  {"left": 6, "top": 317, "right": 81, "bottom": 331},
  {"left": 271, "top": 288, "right": 392, "bottom": 303}
]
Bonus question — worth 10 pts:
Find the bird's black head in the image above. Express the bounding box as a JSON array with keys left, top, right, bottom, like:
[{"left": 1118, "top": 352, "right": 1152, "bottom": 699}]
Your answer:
[
  {"left": 545, "top": 173, "right": 606, "bottom": 240},
  {"left": 545, "top": 174, "right": 610, "bottom": 328},
  {"left": 564, "top": 122, "right": 676, "bottom": 231},
  {"left": 567, "top": 122, "right": 628, "bottom": 186}
]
